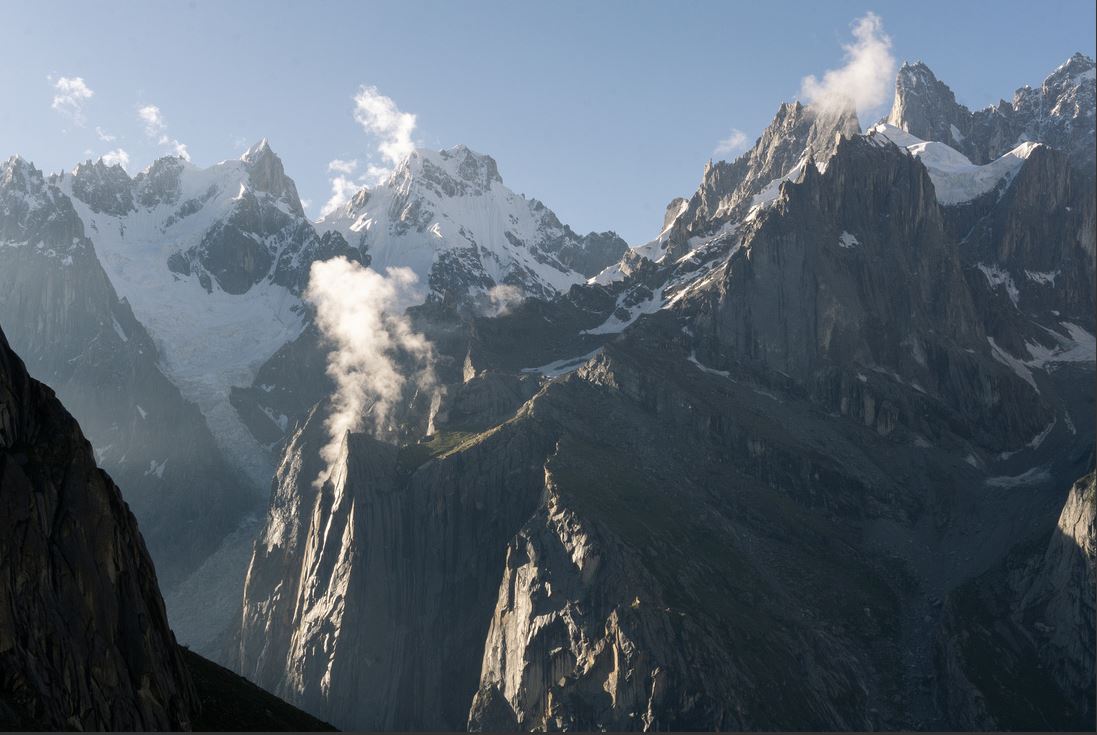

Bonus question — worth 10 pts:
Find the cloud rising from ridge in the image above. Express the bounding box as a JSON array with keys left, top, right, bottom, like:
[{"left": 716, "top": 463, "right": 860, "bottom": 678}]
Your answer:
[
  {"left": 353, "top": 86, "right": 417, "bottom": 171},
  {"left": 305, "top": 256, "right": 439, "bottom": 481},
  {"left": 800, "top": 13, "right": 895, "bottom": 117},
  {"left": 318, "top": 86, "right": 419, "bottom": 218}
]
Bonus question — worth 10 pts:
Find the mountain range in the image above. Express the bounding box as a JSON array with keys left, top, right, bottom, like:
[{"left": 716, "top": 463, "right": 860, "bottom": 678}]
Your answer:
[{"left": 0, "top": 52, "right": 1093, "bottom": 730}]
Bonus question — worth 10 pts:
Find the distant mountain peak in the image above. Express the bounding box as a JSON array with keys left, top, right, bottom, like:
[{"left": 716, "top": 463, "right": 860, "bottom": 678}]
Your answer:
[
  {"left": 239, "top": 138, "right": 304, "bottom": 216},
  {"left": 388, "top": 144, "right": 504, "bottom": 199}
]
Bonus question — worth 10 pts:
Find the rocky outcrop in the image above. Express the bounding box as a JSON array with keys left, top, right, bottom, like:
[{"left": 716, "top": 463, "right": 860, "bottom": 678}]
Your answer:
[{"left": 0, "top": 324, "right": 197, "bottom": 730}]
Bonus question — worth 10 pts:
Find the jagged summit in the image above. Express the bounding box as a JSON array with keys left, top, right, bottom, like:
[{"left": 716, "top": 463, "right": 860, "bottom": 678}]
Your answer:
[
  {"left": 238, "top": 138, "right": 304, "bottom": 215},
  {"left": 887, "top": 53, "right": 1096, "bottom": 168},
  {"left": 1, "top": 154, "right": 42, "bottom": 188},
  {"left": 318, "top": 142, "right": 626, "bottom": 302},
  {"left": 1049, "top": 51, "right": 1095, "bottom": 83},
  {"left": 241, "top": 137, "right": 274, "bottom": 162},
  {"left": 385, "top": 144, "right": 504, "bottom": 200},
  {"left": 631, "top": 97, "right": 860, "bottom": 265}
]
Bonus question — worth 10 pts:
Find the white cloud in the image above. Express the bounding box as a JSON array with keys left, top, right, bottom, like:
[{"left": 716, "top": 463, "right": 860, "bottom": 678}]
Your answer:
[
  {"left": 714, "top": 128, "right": 749, "bottom": 157},
  {"left": 138, "top": 105, "right": 166, "bottom": 136},
  {"left": 482, "top": 284, "right": 525, "bottom": 317},
  {"left": 305, "top": 256, "right": 439, "bottom": 483},
  {"left": 353, "top": 85, "right": 417, "bottom": 172},
  {"left": 100, "top": 148, "right": 131, "bottom": 170},
  {"left": 319, "top": 174, "right": 362, "bottom": 219},
  {"left": 800, "top": 13, "right": 895, "bottom": 118},
  {"left": 51, "top": 76, "right": 94, "bottom": 125},
  {"left": 95, "top": 126, "right": 116, "bottom": 142},
  {"left": 312, "top": 86, "right": 419, "bottom": 219},
  {"left": 137, "top": 104, "right": 190, "bottom": 160},
  {"left": 328, "top": 158, "right": 358, "bottom": 174}
]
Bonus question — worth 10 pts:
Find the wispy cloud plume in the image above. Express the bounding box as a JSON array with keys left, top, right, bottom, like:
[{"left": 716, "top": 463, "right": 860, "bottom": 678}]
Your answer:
[
  {"left": 138, "top": 104, "right": 190, "bottom": 160},
  {"left": 353, "top": 86, "right": 417, "bottom": 173},
  {"left": 481, "top": 284, "right": 525, "bottom": 317},
  {"left": 305, "top": 256, "right": 439, "bottom": 480},
  {"left": 800, "top": 12, "right": 895, "bottom": 117},
  {"left": 328, "top": 158, "right": 359, "bottom": 175},
  {"left": 714, "top": 128, "right": 749, "bottom": 158},
  {"left": 51, "top": 76, "right": 94, "bottom": 125},
  {"left": 95, "top": 126, "right": 116, "bottom": 142},
  {"left": 315, "top": 87, "right": 420, "bottom": 219},
  {"left": 319, "top": 172, "right": 362, "bottom": 219}
]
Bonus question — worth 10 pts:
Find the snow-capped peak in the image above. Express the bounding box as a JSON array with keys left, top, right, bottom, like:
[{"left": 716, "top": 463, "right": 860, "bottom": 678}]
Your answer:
[
  {"left": 318, "top": 143, "right": 624, "bottom": 303},
  {"left": 387, "top": 144, "right": 504, "bottom": 198},
  {"left": 241, "top": 138, "right": 274, "bottom": 162}
]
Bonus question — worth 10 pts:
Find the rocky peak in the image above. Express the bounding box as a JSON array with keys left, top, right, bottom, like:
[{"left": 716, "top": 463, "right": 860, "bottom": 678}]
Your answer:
[
  {"left": 652, "top": 99, "right": 860, "bottom": 262},
  {"left": 133, "top": 155, "right": 186, "bottom": 208},
  {"left": 240, "top": 138, "right": 305, "bottom": 216},
  {"left": 390, "top": 145, "right": 503, "bottom": 199},
  {"left": 1045, "top": 52, "right": 1096, "bottom": 92},
  {"left": 68, "top": 158, "right": 135, "bottom": 216},
  {"left": 0, "top": 156, "right": 82, "bottom": 247},
  {"left": 0, "top": 155, "right": 44, "bottom": 194},
  {"left": 886, "top": 54, "right": 1095, "bottom": 170},
  {"left": 886, "top": 60, "right": 972, "bottom": 147}
]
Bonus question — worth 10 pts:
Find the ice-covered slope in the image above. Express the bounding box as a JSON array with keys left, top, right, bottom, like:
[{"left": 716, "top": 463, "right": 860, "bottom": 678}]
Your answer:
[
  {"left": 869, "top": 123, "right": 1038, "bottom": 204},
  {"left": 318, "top": 145, "right": 626, "bottom": 304},
  {"left": 56, "top": 144, "right": 327, "bottom": 486}
]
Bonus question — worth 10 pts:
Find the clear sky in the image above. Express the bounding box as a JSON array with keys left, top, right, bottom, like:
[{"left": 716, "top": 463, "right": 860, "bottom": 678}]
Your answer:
[{"left": 2, "top": 0, "right": 1094, "bottom": 243}]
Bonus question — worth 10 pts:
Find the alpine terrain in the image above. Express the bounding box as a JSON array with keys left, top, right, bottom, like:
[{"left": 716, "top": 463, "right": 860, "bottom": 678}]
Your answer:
[{"left": 0, "top": 40, "right": 1093, "bottom": 732}]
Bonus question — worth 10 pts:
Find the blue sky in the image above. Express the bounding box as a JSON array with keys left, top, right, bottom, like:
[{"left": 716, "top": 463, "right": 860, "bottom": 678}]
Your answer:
[{"left": 2, "top": 0, "right": 1093, "bottom": 243}]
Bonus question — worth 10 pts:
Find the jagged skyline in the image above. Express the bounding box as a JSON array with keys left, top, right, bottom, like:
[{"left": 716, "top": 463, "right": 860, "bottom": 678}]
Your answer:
[{"left": 1, "top": 0, "right": 1094, "bottom": 242}]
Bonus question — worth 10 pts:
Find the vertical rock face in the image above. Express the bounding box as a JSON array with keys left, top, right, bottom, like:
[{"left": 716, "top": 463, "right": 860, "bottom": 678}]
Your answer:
[
  {"left": 934, "top": 471, "right": 1095, "bottom": 729},
  {"left": 239, "top": 407, "right": 558, "bottom": 730},
  {"left": 1033, "top": 471, "right": 1096, "bottom": 714},
  {"left": 0, "top": 156, "right": 251, "bottom": 586},
  {"left": 0, "top": 324, "right": 196, "bottom": 730},
  {"left": 234, "top": 55, "right": 1093, "bottom": 733}
]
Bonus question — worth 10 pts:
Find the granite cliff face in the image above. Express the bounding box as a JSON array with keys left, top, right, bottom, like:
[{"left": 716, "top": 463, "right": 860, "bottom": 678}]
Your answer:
[
  {"left": 235, "top": 54, "right": 1094, "bottom": 732},
  {"left": 0, "top": 324, "right": 196, "bottom": 730},
  {"left": 934, "top": 472, "right": 1095, "bottom": 729}
]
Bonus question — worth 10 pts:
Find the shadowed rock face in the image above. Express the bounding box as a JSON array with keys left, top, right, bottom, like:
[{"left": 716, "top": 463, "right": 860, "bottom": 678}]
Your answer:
[
  {"left": 934, "top": 471, "right": 1095, "bottom": 729},
  {"left": 0, "top": 324, "right": 197, "bottom": 730}
]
